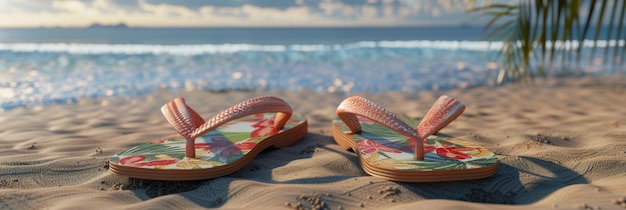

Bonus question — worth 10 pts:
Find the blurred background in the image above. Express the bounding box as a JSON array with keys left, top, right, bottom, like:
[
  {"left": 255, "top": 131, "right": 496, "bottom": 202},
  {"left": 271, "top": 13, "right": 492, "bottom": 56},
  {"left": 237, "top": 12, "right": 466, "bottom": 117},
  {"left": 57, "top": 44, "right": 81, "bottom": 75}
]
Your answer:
[
  {"left": 0, "top": 0, "right": 483, "bottom": 28},
  {"left": 0, "top": 0, "right": 622, "bottom": 111}
]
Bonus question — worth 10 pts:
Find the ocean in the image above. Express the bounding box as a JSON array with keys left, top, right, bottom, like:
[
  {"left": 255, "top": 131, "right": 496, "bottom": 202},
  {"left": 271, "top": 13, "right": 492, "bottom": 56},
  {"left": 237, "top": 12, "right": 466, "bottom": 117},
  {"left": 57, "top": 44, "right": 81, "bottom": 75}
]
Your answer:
[{"left": 0, "top": 27, "right": 621, "bottom": 111}]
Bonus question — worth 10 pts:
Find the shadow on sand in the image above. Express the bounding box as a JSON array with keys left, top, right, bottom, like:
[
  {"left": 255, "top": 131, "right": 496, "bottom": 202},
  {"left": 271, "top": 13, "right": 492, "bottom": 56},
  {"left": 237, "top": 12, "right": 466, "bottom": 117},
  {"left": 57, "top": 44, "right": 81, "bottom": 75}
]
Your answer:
[{"left": 122, "top": 133, "right": 587, "bottom": 207}]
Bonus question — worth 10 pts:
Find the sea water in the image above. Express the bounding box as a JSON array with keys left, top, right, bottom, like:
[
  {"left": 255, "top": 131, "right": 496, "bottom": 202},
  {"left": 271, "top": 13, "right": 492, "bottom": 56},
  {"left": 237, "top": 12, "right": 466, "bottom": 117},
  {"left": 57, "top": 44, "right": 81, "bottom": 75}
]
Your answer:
[{"left": 0, "top": 27, "right": 622, "bottom": 111}]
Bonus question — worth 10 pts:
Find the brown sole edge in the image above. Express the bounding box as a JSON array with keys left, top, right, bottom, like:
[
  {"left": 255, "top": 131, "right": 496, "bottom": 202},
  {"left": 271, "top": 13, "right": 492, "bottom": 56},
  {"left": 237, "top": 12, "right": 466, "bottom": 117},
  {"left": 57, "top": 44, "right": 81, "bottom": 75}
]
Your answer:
[
  {"left": 332, "top": 124, "right": 497, "bottom": 182},
  {"left": 109, "top": 120, "right": 308, "bottom": 181}
]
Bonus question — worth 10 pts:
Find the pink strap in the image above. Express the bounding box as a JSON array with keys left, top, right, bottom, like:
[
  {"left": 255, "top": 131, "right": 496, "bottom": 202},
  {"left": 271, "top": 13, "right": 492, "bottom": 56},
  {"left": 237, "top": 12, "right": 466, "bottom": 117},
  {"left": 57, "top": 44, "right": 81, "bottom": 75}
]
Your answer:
[
  {"left": 337, "top": 96, "right": 420, "bottom": 138},
  {"left": 161, "top": 96, "right": 293, "bottom": 158},
  {"left": 336, "top": 95, "right": 465, "bottom": 160},
  {"left": 417, "top": 95, "right": 465, "bottom": 140}
]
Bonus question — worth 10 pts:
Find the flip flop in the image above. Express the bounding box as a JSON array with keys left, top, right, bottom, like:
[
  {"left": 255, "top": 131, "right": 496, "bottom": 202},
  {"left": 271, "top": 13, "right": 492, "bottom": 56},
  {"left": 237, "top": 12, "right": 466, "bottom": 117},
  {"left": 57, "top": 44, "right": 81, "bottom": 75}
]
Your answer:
[
  {"left": 109, "top": 96, "right": 307, "bottom": 181},
  {"left": 332, "top": 95, "right": 497, "bottom": 182}
]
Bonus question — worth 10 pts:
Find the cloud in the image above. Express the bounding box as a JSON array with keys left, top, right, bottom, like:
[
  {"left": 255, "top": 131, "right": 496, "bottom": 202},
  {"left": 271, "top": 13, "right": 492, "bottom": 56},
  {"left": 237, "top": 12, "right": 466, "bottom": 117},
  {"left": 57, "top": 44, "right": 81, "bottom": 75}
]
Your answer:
[{"left": 0, "top": 0, "right": 480, "bottom": 28}]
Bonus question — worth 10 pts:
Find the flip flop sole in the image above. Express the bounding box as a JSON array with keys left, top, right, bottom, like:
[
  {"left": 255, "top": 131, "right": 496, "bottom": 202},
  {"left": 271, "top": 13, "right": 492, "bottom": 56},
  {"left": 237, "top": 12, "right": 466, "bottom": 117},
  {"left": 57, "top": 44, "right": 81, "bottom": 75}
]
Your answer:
[
  {"left": 109, "top": 114, "right": 307, "bottom": 181},
  {"left": 332, "top": 116, "right": 497, "bottom": 182}
]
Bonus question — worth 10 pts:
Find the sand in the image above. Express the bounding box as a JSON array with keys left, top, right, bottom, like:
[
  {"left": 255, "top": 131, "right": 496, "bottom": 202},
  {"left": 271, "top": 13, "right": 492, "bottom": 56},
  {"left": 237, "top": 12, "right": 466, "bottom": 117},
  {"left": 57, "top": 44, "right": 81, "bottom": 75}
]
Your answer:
[{"left": 1, "top": 76, "right": 625, "bottom": 210}]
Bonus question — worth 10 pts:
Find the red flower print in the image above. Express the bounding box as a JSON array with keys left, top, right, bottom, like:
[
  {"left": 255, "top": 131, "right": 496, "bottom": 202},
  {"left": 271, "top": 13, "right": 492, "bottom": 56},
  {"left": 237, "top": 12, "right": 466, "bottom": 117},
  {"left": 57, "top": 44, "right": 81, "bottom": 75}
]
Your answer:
[
  {"left": 403, "top": 141, "right": 474, "bottom": 160},
  {"left": 235, "top": 141, "right": 256, "bottom": 150},
  {"left": 137, "top": 159, "right": 179, "bottom": 166},
  {"left": 196, "top": 143, "right": 210, "bottom": 150},
  {"left": 423, "top": 146, "right": 473, "bottom": 160},
  {"left": 357, "top": 140, "right": 402, "bottom": 154},
  {"left": 119, "top": 155, "right": 146, "bottom": 165},
  {"left": 434, "top": 147, "right": 472, "bottom": 160},
  {"left": 118, "top": 155, "right": 178, "bottom": 167},
  {"left": 251, "top": 118, "right": 279, "bottom": 137}
]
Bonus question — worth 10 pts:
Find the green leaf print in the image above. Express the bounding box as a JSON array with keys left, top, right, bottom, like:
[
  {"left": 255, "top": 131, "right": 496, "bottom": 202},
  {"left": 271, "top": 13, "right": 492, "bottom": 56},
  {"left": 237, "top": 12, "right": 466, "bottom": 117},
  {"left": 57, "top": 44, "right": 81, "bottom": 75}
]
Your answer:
[
  {"left": 466, "top": 156, "right": 498, "bottom": 166},
  {"left": 109, "top": 156, "right": 120, "bottom": 163},
  {"left": 398, "top": 115, "right": 420, "bottom": 128},
  {"left": 378, "top": 151, "right": 393, "bottom": 159},
  {"left": 359, "top": 123, "right": 411, "bottom": 143},
  {"left": 216, "top": 131, "right": 252, "bottom": 143},
  {"left": 336, "top": 115, "right": 421, "bottom": 146},
  {"left": 198, "top": 127, "right": 254, "bottom": 144},
  {"left": 116, "top": 143, "right": 185, "bottom": 158},
  {"left": 405, "top": 160, "right": 468, "bottom": 170}
]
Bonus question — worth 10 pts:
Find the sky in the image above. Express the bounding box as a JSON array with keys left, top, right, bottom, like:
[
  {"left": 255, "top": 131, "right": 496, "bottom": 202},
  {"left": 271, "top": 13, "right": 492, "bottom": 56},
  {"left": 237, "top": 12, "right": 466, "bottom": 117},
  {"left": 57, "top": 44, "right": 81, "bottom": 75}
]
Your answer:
[{"left": 0, "top": 0, "right": 487, "bottom": 28}]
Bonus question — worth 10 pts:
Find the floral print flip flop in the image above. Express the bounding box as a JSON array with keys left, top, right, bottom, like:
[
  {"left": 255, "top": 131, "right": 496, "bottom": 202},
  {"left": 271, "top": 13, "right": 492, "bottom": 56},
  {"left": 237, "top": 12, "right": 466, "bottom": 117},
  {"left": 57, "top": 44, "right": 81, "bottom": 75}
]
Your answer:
[
  {"left": 332, "top": 96, "right": 497, "bottom": 182},
  {"left": 109, "top": 96, "right": 307, "bottom": 181}
]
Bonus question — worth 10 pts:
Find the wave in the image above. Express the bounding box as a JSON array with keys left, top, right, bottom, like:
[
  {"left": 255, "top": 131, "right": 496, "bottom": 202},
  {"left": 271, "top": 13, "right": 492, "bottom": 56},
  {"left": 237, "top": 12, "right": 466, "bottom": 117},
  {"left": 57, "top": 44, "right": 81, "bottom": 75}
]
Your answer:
[{"left": 1, "top": 40, "right": 623, "bottom": 55}]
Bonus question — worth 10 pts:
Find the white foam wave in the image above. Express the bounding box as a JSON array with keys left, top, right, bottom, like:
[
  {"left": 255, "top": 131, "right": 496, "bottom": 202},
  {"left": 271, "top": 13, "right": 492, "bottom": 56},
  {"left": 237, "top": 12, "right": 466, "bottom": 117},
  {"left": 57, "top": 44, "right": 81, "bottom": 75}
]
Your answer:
[{"left": 0, "top": 40, "right": 622, "bottom": 55}]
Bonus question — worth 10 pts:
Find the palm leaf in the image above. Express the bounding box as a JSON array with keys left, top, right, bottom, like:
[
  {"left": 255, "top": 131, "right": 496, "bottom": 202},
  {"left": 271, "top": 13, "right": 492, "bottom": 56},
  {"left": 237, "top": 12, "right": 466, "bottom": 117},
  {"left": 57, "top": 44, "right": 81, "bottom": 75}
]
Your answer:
[
  {"left": 590, "top": 0, "right": 608, "bottom": 62},
  {"left": 603, "top": 0, "right": 618, "bottom": 64},
  {"left": 468, "top": 0, "right": 625, "bottom": 84},
  {"left": 616, "top": 1, "right": 626, "bottom": 67}
]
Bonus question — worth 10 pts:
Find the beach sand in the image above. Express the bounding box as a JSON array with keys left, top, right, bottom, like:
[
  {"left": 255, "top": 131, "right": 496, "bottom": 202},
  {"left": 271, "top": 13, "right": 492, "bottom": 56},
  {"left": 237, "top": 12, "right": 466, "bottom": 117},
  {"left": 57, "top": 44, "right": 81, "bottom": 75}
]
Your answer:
[{"left": 1, "top": 76, "right": 625, "bottom": 210}]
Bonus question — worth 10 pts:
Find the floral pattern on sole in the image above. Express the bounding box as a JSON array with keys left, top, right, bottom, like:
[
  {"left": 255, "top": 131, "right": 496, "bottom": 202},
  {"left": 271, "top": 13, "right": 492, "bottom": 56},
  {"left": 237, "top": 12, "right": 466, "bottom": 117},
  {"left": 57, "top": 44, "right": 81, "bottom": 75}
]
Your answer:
[
  {"left": 334, "top": 115, "right": 497, "bottom": 171},
  {"left": 110, "top": 113, "right": 306, "bottom": 170}
]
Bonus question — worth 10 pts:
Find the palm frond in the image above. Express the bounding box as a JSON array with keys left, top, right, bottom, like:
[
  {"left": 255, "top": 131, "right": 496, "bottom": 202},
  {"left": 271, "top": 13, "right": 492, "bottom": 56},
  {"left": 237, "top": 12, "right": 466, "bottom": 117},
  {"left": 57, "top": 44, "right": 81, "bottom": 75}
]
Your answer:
[
  {"left": 469, "top": 0, "right": 626, "bottom": 84},
  {"left": 616, "top": 1, "right": 626, "bottom": 67},
  {"left": 602, "top": 0, "right": 618, "bottom": 65},
  {"left": 590, "top": 0, "right": 608, "bottom": 62}
]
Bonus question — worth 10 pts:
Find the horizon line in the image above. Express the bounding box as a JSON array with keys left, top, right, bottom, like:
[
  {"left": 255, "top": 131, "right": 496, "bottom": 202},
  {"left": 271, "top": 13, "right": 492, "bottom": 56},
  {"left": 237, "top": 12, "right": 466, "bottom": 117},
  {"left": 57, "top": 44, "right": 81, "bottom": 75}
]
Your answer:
[
  {"left": 0, "top": 25, "right": 485, "bottom": 30},
  {"left": 0, "top": 22, "right": 485, "bottom": 29}
]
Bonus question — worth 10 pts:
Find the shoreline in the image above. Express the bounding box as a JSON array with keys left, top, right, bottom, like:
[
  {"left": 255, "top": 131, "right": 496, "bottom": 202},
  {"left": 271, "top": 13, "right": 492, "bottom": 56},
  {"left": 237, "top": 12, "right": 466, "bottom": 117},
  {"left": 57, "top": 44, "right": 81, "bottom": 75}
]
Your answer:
[
  {"left": 3, "top": 74, "right": 624, "bottom": 113},
  {"left": 1, "top": 76, "right": 625, "bottom": 209}
]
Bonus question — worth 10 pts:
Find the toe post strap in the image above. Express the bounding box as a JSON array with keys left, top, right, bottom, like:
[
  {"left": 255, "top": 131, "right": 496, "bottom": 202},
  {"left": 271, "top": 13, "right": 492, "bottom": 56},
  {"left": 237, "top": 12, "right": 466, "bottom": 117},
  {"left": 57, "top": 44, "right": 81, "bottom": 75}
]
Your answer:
[
  {"left": 160, "top": 97, "right": 206, "bottom": 141},
  {"left": 336, "top": 96, "right": 424, "bottom": 159},
  {"left": 337, "top": 96, "right": 420, "bottom": 138},
  {"left": 336, "top": 95, "right": 465, "bottom": 160},
  {"left": 161, "top": 96, "right": 293, "bottom": 158},
  {"left": 417, "top": 96, "right": 466, "bottom": 140}
]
